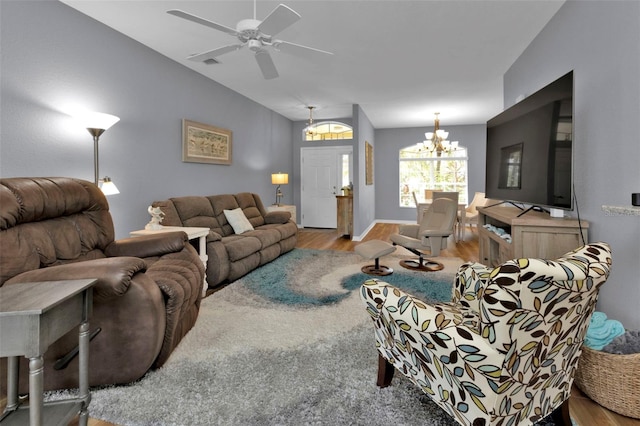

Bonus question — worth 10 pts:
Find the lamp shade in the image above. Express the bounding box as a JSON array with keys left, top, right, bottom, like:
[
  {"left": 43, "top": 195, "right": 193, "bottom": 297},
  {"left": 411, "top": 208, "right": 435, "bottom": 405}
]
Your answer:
[
  {"left": 271, "top": 173, "right": 289, "bottom": 185},
  {"left": 76, "top": 111, "right": 120, "bottom": 131},
  {"left": 99, "top": 177, "right": 120, "bottom": 195}
]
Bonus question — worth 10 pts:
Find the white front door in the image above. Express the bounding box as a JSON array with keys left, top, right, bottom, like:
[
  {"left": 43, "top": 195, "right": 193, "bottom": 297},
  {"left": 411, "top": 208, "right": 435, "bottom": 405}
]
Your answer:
[{"left": 301, "top": 147, "right": 351, "bottom": 228}]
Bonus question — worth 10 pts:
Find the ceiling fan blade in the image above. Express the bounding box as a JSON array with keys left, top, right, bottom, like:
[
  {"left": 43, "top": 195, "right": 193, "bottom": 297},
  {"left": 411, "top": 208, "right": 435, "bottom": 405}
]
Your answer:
[
  {"left": 272, "top": 40, "right": 334, "bottom": 59},
  {"left": 187, "top": 44, "right": 243, "bottom": 62},
  {"left": 167, "top": 9, "right": 239, "bottom": 37},
  {"left": 254, "top": 50, "right": 279, "bottom": 80},
  {"left": 257, "top": 4, "right": 300, "bottom": 37}
]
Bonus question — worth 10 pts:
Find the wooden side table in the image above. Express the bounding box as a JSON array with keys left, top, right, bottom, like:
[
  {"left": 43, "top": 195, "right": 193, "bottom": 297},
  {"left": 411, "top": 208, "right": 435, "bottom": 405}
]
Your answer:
[
  {"left": 0, "top": 279, "right": 97, "bottom": 426},
  {"left": 266, "top": 204, "right": 296, "bottom": 223},
  {"left": 130, "top": 226, "right": 210, "bottom": 296}
]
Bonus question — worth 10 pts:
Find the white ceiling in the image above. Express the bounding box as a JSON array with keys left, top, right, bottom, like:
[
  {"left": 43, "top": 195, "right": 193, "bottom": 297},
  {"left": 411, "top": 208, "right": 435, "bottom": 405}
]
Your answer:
[{"left": 60, "top": 0, "right": 565, "bottom": 128}]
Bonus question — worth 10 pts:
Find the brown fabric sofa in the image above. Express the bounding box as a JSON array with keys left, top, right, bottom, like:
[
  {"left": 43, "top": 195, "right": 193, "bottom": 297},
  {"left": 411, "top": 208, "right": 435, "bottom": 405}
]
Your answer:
[
  {"left": 0, "top": 177, "right": 205, "bottom": 392},
  {"left": 153, "top": 192, "right": 297, "bottom": 289}
]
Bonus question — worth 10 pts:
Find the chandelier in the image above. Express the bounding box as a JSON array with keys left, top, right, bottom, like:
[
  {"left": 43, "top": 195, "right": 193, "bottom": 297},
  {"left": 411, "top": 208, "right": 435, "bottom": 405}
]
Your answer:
[
  {"left": 304, "top": 106, "right": 316, "bottom": 137},
  {"left": 421, "top": 113, "right": 459, "bottom": 155}
]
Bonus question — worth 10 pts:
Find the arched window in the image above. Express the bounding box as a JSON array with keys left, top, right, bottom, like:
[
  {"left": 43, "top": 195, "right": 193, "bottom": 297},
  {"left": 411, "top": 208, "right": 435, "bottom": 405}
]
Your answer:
[
  {"left": 399, "top": 144, "right": 468, "bottom": 207},
  {"left": 303, "top": 121, "right": 353, "bottom": 141}
]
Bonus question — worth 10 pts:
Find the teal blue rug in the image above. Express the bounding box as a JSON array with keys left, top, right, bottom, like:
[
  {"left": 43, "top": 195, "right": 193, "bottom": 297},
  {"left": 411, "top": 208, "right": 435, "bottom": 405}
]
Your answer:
[{"left": 236, "top": 248, "right": 458, "bottom": 307}]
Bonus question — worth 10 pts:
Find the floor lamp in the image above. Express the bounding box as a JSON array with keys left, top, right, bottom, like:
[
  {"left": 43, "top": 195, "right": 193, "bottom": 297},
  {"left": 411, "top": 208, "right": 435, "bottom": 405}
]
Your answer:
[{"left": 76, "top": 111, "right": 120, "bottom": 195}]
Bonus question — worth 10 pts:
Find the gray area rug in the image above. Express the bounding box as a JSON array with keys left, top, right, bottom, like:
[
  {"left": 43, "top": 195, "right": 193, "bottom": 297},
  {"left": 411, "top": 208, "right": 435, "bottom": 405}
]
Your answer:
[{"left": 47, "top": 249, "right": 556, "bottom": 425}]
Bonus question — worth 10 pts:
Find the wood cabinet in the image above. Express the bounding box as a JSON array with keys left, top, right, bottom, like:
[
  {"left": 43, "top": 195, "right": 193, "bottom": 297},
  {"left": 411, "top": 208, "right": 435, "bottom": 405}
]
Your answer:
[
  {"left": 478, "top": 206, "right": 589, "bottom": 267},
  {"left": 336, "top": 195, "right": 353, "bottom": 238}
]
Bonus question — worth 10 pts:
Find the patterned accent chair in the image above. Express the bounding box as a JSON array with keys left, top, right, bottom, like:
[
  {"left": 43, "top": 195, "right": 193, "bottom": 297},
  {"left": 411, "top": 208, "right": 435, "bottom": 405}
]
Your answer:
[{"left": 360, "top": 242, "right": 612, "bottom": 426}]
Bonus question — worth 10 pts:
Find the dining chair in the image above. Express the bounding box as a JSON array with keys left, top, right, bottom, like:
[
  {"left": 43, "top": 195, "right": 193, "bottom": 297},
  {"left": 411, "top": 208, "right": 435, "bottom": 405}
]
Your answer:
[
  {"left": 413, "top": 191, "right": 430, "bottom": 223},
  {"left": 459, "top": 191, "right": 488, "bottom": 237}
]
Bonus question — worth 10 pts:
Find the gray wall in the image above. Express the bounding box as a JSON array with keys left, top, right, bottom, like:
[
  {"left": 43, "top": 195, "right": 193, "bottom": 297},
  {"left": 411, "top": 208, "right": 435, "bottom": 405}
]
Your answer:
[
  {"left": 353, "top": 104, "right": 376, "bottom": 237},
  {"left": 505, "top": 1, "right": 640, "bottom": 329},
  {"left": 374, "top": 124, "right": 487, "bottom": 222},
  {"left": 1, "top": 1, "right": 293, "bottom": 239}
]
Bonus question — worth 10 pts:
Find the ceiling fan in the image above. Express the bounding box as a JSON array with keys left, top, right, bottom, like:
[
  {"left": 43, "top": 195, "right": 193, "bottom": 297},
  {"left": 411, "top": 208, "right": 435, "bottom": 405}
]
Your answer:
[{"left": 167, "top": 2, "right": 333, "bottom": 80}]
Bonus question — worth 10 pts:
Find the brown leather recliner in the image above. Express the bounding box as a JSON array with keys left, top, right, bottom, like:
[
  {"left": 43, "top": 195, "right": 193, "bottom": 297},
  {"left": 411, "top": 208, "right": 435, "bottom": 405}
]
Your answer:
[{"left": 0, "top": 177, "right": 205, "bottom": 393}]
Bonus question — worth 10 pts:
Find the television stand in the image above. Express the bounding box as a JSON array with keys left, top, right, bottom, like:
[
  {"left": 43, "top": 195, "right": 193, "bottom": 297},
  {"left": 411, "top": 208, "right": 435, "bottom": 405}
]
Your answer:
[{"left": 478, "top": 205, "right": 588, "bottom": 267}]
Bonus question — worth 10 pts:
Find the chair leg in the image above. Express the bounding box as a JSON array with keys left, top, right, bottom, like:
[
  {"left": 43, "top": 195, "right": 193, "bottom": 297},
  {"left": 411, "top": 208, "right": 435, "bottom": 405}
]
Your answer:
[
  {"left": 550, "top": 399, "right": 571, "bottom": 426},
  {"left": 376, "top": 354, "right": 395, "bottom": 387}
]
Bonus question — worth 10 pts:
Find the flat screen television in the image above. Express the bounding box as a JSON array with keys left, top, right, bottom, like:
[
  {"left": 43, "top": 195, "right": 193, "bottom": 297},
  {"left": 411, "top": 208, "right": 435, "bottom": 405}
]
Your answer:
[{"left": 486, "top": 71, "right": 574, "bottom": 212}]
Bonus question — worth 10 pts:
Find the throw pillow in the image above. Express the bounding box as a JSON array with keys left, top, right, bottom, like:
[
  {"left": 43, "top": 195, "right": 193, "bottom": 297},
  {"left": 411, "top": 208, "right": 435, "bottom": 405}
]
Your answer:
[{"left": 223, "top": 208, "right": 254, "bottom": 234}]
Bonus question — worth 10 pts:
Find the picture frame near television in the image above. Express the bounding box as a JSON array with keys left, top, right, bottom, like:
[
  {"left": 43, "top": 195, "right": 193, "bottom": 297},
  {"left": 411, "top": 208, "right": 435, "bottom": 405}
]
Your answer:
[{"left": 486, "top": 71, "right": 574, "bottom": 214}]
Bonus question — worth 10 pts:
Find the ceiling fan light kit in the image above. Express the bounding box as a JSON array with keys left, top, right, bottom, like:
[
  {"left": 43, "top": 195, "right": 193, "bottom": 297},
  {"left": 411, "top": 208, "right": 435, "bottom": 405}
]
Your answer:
[{"left": 167, "top": 2, "right": 333, "bottom": 80}]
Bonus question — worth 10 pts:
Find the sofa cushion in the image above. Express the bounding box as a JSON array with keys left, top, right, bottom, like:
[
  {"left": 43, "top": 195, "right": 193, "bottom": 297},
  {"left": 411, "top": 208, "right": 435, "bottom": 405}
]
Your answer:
[
  {"left": 244, "top": 227, "right": 281, "bottom": 248},
  {"left": 208, "top": 194, "right": 240, "bottom": 236},
  {"left": 223, "top": 208, "right": 254, "bottom": 234},
  {"left": 171, "top": 196, "right": 219, "bottom": 229},
  {"left": 151, "top": 200, "right": 182, "bottom": 227},
  {"left": 0, "top": 178, "right": 114, "bottom": 284},
  {"left": 222, "top": 235, "right": 262, "bottom": 262},
  {"left": 235, "top": 192, "right": 266, "bottom": 228},
  {"left": 258, "top": 221, "right": 298, "bottom": 240}
]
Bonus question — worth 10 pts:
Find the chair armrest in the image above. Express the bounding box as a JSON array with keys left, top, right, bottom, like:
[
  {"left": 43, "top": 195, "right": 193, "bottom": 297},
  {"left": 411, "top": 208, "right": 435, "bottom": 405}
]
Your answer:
[
  {"left": 397, "top": 223, "right": 419, "bottom": 238},
  {"left": 360, "top": 279, "right": 493, "bottom": 354},
  {"left": 452, "top": 262, "right": 493, "bottom": 311},
  {"left": 4, "top": 257, "right": 147, "bottom": 303},
  {"left": 265, "top": 211, "right": 291, "bottom": 224},
  {"left": 207, "top": 230, "right": 222, "bottom": 242},
  {"left": 361, "top": 279, "right": 466, "bottom": 332},
  {"left": 105, "top": 232, "right": 187, "bottom": 258}
]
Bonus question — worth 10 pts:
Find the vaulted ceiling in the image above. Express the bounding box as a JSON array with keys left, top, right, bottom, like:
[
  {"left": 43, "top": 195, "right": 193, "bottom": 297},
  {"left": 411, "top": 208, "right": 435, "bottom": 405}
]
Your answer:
[{"left": 60, "top": 0, "right": 564, "bottom": 128}]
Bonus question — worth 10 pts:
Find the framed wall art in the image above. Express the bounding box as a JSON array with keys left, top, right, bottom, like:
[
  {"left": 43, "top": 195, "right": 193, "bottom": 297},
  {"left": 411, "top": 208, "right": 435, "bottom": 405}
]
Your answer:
[
  {"left": 365, "top": 141, "right": 374, "bottom": 185},
  {"left": 182, "top": 119, "right": 232, "bottom": 165}
]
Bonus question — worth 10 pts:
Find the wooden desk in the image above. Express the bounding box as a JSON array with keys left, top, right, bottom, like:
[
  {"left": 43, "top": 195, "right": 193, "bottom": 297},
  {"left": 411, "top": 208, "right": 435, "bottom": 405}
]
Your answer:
[{"left": 0, "top": 279, "right": 97, "bottom": 426}]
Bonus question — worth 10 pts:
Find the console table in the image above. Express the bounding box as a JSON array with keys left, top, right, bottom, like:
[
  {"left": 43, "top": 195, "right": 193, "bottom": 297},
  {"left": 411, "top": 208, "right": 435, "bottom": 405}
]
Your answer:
[
  {"left": 0, "top": 279, "right": 97, "bottom": 426},
  {"left": 130, "top": 226, "right": 209, "bottom": 296},
  {"left": 478, "top": 206, "right": 589, "bottom": 267}
]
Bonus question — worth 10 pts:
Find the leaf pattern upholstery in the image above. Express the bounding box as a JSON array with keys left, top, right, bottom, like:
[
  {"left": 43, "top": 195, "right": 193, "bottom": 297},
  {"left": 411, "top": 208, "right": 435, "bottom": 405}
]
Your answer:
[{"left": 361, "top": 242, "right": 611, "bottom": 426}]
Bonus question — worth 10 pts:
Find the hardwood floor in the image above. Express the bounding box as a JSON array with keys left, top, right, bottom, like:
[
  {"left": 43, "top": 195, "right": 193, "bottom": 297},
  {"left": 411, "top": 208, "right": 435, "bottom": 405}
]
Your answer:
[
  {"left": 7, "top": 223, "right": 637, "bottom": 426},
  {"left": 296, "top": 222, "right": 480, "bottom": 262}
]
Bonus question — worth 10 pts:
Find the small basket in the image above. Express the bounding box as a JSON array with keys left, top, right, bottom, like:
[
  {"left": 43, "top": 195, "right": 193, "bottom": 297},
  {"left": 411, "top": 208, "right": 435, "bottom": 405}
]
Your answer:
[{"left": 573, "top": 345, "right": 640, "bottom": 419}]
